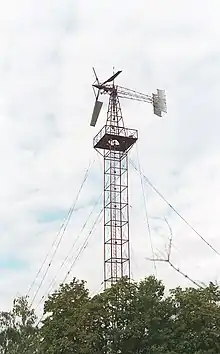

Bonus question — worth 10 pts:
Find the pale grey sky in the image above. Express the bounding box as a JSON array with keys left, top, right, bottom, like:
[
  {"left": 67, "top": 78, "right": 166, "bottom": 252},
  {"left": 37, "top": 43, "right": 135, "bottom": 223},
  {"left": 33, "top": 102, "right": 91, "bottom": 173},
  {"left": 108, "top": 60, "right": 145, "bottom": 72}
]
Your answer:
[{"left": 0, "top": 0, "right": 220, "bottom": 312}]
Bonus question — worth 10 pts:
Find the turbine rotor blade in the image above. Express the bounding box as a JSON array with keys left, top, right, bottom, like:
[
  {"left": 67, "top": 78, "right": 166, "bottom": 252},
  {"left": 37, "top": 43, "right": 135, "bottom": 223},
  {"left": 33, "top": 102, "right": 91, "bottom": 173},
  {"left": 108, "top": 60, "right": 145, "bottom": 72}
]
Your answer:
[
  {"left": 102, "top": 70, "right": 122, "bottom": 85},
  {"left": 92, "top": 85, "right": 96, "bottom": 98},
  {"left": 90, "top": 100, "right": 103, "bottom": 127},
  {"left": 92, "top": 67, "right": 100, "bottom": 84}
]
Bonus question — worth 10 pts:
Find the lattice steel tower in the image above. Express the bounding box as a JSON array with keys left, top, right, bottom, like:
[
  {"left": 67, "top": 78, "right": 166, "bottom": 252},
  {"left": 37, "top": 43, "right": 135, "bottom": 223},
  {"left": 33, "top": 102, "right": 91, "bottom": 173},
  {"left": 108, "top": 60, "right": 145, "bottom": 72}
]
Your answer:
[{"left": 90, "top": 69, "right": 167, "bottom": 289}]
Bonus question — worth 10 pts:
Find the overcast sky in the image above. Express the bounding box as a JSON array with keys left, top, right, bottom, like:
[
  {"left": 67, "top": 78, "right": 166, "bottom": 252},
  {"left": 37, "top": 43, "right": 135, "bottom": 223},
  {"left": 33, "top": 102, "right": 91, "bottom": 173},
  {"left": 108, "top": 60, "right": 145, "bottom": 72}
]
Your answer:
[{"left": 0, "top": 0, "right": 220, "bottom": 312}]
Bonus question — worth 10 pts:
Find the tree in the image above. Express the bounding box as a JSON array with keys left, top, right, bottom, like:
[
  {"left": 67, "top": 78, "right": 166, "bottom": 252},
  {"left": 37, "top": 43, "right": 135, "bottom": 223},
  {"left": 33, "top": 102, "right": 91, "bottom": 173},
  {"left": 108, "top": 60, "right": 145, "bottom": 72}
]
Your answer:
[
  {"left": 167, "top": 283, "right": 220, "bottom": 353},
  {"left": 40, "top": 276, "right": 174, "bottom": 353},
  {"left": 40, "top": 276, "right": 220, "bottom": 354},
  {"left": 2, "top": 276, "right": 220, "bottom": 353},
  {"left": 84, "top": 276, "right": 174, "bottom": 353},
  {"left": 40, "top": 278, "right": 91, "bottom": 354},
  {"left": 0, "top": 296, "right": 39, "bottom": 354}
]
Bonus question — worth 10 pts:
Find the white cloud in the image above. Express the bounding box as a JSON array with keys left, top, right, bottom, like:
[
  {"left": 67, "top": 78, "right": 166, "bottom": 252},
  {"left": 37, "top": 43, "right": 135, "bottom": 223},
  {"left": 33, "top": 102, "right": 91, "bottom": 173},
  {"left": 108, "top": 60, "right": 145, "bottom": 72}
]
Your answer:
[{"left": 0, "top": 0, "right": 220, "bottom": 312}]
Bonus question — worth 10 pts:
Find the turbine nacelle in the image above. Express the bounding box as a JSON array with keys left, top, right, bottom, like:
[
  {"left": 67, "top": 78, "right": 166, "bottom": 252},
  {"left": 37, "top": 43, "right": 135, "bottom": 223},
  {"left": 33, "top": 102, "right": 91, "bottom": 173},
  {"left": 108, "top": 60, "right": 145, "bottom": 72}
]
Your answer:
[
  {"left": 92, "top": 83, "right": 111, "bottom": 91},
  {"left": 93, "top": 84, "right": 103, "bottom": 90}
]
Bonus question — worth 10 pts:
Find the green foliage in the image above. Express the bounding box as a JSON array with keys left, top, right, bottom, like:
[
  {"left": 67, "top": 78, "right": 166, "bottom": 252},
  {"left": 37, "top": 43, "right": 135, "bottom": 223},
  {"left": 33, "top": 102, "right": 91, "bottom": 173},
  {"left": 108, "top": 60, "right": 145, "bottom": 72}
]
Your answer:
[
  {"left": 40, "top": 278, "right": 91, "bottom": 354},
  {"left": 40, "top": 277, "right": 220, "bottom": 354},
  {"left": 2, "top": 278, "right": 220, "bottom": 353},
  {"left": 168, "top": 283, "right": 220, "bottom": 353},
  {"left": 0, "top": 296, "right": 39, "bottom": 354},
  {"left": 84, "top": 276, "right": 173, "bottom": 353}
]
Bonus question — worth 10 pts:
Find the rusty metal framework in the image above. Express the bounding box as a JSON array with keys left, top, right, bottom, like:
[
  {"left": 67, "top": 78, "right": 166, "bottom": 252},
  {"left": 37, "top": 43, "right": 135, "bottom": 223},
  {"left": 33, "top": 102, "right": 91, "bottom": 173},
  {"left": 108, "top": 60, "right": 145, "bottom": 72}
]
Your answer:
[{"left": 93, "top": 88, "right": 138, "bottom": 289}]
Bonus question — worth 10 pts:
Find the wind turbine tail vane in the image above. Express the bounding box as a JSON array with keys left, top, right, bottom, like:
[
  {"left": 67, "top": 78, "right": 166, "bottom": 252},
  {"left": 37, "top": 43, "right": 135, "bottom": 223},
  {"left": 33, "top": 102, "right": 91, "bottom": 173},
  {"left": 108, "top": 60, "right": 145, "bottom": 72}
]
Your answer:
[{"left": 153, "top": 89, "right": 167, "bottom": 117}]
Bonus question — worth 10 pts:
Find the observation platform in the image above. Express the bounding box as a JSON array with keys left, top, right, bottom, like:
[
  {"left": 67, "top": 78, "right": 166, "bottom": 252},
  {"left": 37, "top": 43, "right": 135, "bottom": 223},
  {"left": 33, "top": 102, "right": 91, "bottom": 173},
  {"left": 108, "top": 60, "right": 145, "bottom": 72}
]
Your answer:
[{"left": 93, "top": 125, "right": 138, "bottom": 152}]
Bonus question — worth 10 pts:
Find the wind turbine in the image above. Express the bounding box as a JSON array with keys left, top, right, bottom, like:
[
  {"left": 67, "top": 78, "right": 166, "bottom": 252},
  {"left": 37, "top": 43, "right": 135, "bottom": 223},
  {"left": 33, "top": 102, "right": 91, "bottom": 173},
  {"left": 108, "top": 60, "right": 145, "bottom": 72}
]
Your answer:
[
  {"left": 90, "top": 68, "right": 167, "bottom": 127},
  {"left": 90, "top": 68, "right": 167, "bottom": 289}
]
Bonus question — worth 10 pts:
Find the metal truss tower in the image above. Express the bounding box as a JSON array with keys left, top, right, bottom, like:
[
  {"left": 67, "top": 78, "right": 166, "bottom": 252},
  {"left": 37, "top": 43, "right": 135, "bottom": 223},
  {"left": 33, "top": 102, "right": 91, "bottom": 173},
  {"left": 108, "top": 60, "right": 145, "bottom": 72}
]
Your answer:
[
  {"left": 93, "top": 90, "right": 138, "bottom": 289},
  {"left": 90, "top": 68, "right": 167, "bottom": 289}
]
